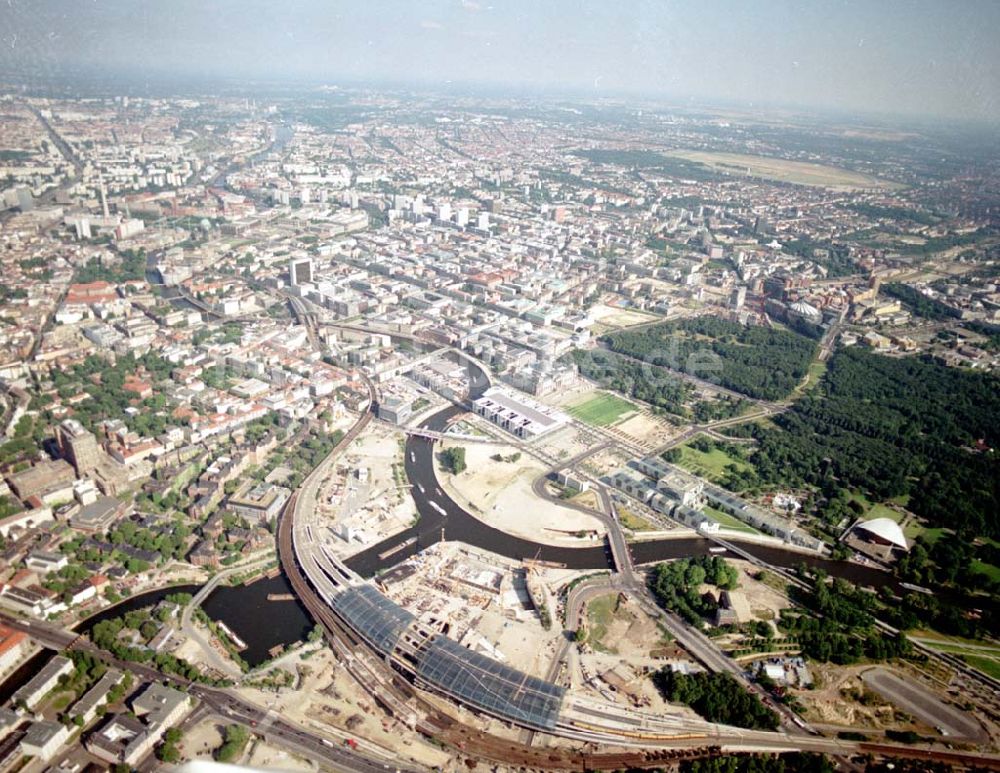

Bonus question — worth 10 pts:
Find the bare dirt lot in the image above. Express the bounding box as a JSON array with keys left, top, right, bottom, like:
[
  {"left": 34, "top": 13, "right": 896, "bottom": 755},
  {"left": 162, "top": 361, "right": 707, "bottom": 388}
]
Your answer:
[
  {"left": 795, "top": 664, "right": 906, "bottom": 730},
  {"left": 589, "top": 302, "right": 663, "bottom": 329},
  {"left": 439, "top": 440, "right": 606, "bottom": 542},
  {"left": 237, "top": 647, "right": 453, "bottom": 770},
  {"left": 611, "top": 410, "right": 680, "bottom": 449},
  {"left": 244, "top": 739, "right": 318, "bottom": 772},
  {"left": 177, "top": 719, "right": 225, "bottom": 764},
  {"left": 585, "top": 593, "right": 673, "bottom": 659}
]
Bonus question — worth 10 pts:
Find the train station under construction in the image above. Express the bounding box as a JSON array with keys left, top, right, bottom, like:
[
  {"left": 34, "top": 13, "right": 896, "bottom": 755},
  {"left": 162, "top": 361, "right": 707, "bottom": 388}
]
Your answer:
[{"left": 327, "top": 584, "right": 566, "bottom": 731}]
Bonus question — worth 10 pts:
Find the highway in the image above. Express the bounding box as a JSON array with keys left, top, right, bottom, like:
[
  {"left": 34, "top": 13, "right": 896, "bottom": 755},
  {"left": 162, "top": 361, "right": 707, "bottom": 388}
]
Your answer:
[
  {"left": 5, "top": 406, "right": 988, "bottom": 770},
  {"left": 532, "top": 468, "right": 815, "bottom": 737},
  {"left": 179, "top": 312, "right": 997, "bottom": 767},
  {"left": 393, "top": 396, "right": 1000, "bottom": 749},
  {"left": 274, "top": 370, "right": 816, "bottom": 766}
]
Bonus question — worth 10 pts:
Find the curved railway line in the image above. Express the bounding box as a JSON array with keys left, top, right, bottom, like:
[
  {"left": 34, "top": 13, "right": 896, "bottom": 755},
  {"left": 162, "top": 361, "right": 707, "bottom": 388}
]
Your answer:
[
  {"left": 275, "top": 378, "right": 728, "bottom": 769},
  {"left": 273, "top": 328, "right": 1000, "bottom": 770}
]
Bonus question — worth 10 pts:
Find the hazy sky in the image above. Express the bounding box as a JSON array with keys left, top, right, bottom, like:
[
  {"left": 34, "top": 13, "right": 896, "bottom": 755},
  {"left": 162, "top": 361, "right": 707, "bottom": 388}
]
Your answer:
[{"left": 1, "top": 0, "right": 998, "bottom": 123}]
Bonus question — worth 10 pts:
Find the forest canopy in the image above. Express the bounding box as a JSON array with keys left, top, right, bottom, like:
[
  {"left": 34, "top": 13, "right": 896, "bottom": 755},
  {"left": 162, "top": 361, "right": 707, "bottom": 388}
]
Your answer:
[
  {"left": 746, "top": 347, "right": 1000, "bottom": 538},
  {"left": 601, "top": 317, "right": 816, "bottom": 401}
]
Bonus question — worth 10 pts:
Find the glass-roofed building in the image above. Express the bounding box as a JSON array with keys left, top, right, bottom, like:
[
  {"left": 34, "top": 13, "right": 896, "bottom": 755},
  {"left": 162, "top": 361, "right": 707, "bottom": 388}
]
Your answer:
[
  {"left": 415, "top": 634, "right": 566, "bottom": 730},
  {"left": 329, "top": 584, "right": 416, "bottom": 654},
  {"left": 327, "top": 584, "right": 566, "bottom": 730}
]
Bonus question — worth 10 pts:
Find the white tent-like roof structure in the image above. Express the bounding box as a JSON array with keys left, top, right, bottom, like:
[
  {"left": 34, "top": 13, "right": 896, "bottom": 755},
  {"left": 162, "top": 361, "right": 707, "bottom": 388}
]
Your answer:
[{"left": 855, "top": 517, "right": 908, "bottom": 550}]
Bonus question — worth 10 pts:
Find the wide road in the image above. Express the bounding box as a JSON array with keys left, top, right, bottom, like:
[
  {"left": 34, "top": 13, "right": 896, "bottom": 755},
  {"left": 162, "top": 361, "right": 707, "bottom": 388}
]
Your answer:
[
  {"left": 0, "top": 613, "right": 416, "bottom": 773},
  {"left": 861, "top": 668, "right": 986, "bottom": 741},
  {"left": 350, "top": 400, "right": 1000, "bottom": 728}
]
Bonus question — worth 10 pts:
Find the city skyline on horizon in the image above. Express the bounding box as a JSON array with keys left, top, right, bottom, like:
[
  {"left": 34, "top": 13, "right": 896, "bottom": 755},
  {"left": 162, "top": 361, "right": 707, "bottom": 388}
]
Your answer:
[{"left": 0, "top": 0, "right": 998, "bottom": 126}]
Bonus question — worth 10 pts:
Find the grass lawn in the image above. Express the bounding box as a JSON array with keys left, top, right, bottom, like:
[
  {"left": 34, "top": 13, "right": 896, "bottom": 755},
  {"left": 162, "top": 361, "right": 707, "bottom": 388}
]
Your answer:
[
  {"left": 618, "top": 506, "right": 657, "bottom": 532},
  {"left": 971, "top": 559, "right": 1000, "bottom": 583},
  {"left": 911, "top": 629, "right": 998, "bottom": 649},
  {"left": 702, "top": 505, "right": 760, "bottom": 534},
  {"left": 847, "top": 491, "right": 905, "bottom": 523},
  {"left": 964, "top": 655, "right": 1000, "bottom": 681},
  {"left": 917, "top": 641, "right": 1000, "bottom": 656},
  {"left": 903, "top": 521, "right": 949, "bottom": 545},
  {"left": 793, "top": 360, "right": 827, "bottom": 396},
  {"left": 50, "top": 691, "right": 75, "bottom": 712},
  {"left": 586, "top": 594, "right": 620, "bottom": 653},
  {"left": 667, "top": 149, "right": 900, "bottom": 190},
  {"left": 675, "top": 438, "right": 753, "bottom": 481},
  {"left": 567, "top": 392, "right": 636, "bottom": 427},
  {"left": 866, "top": 503, "right": 901, "bottom": 521}
]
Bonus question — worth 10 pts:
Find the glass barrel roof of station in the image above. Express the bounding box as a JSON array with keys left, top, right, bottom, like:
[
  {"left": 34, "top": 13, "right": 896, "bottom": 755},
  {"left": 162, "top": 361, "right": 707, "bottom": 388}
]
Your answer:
[
  {"left": 416, "top": 633, "right": 566, "bottom": 730},
  {"left": 329, "top": 584, "right": 416, "bottom": 654}
]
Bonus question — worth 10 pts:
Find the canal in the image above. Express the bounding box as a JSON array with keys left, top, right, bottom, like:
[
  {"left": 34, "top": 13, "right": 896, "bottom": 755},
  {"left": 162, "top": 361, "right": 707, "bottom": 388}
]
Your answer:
[
  {"left": 199, "top": 573, "right": 313, "bottom": 667},
  {"left": 345, "top": 400, "right": 933, "bottom": 604},
  {"left": 71, "top": 573, "right": 313, "bottom": 669}
]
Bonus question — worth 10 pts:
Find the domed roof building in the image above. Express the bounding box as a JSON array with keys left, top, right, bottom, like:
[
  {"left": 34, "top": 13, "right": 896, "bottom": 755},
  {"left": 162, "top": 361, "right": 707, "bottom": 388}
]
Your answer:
[
  {"left": 789, "top": 300, "right": 822, "bottom": 322},
  {"left": 854, "top": 517, "right": 908, "bottom": 551}
]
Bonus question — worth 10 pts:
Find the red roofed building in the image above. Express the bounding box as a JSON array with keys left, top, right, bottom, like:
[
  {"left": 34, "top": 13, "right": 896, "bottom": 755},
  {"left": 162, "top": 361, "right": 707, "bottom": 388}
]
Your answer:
[
  {"left": 0, "top": 624, "right": 28, "bottom": 673},
  {"left": 90, "top": 574, "right": 109, "bottom": 590},
  {"left": 123, "top": 375, "right": 153, "bottom": 400},
  {"left": 468, "top": 272, "right": 504, "bottom": 288},
  {"left": 65, "top": 282, "right": 118, "bottom": 305}
]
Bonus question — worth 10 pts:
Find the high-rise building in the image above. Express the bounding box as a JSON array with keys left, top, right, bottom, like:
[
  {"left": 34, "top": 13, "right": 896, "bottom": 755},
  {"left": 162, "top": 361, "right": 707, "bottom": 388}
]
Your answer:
[
  {"left": 58, "top": 419, "right": 100, "bottom": 475},
  {"left": 456, "top": 207, "right": 469, "bottom": 227},
  {"left": 729, "top": 286, "right": 747, "bottom": 311},
  {"left": 74, "top": 218, "right": 91, "bottom": 240},
  {"left": 99, "top": 177, "right": 110, "bottom": 218},
  {"left": 288, "top": 256, "right": 314, "bottom": 286},
  {"left": 477, "top": 212, "right": 490, "bottom": 230},
  {"left": 14, "top": 187, "right": 34, "bottom": 212},
  {"left": 114, "top": 219, "right": 144, "bottom": 241},
  {"left": 437, "top": 202, "right": 452, "bottom": 223}
]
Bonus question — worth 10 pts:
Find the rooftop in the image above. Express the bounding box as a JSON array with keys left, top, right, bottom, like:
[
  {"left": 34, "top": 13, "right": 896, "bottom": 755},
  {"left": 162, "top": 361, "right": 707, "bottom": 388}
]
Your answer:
[
  {"left": 416, "top": 634, "right": 565, "bottom": 731},
  {"left": 329, "top": 584, "right": 415, "bottom": 655},
  {"left": 855, "top": 517, "right": 908, "bottom": 549}
]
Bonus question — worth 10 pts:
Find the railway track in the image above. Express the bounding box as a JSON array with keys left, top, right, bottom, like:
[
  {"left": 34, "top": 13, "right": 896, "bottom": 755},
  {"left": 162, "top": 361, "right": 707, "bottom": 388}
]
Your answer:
[
  {"left": 859, "top": 743, "right": 1000, "bottom": 770},
  {"left": 274, "top": 367, "right": 1000, "bottom": 771},
  {"left": 275, "top": 394, "right": 733, "bottom": 769}
]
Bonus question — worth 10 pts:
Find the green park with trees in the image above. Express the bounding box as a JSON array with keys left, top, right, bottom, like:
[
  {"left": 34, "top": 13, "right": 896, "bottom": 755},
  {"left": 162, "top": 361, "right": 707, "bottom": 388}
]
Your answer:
[
  {"left": 652, "top": 669, "right": 779, "bottom": 730},
  {"left": 601, "top": 317, "right": 817, "bottom": 401}
]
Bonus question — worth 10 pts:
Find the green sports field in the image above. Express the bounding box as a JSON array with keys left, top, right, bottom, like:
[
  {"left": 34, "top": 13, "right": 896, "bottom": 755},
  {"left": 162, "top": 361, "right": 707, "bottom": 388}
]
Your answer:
[{"left": 567, "top": 392, "right": 636, "bottom": 426}]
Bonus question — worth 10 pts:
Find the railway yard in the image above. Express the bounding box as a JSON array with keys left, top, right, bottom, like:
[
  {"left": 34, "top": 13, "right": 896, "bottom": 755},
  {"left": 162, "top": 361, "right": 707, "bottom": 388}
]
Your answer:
[{"left": 269, "top": 345, "right": 1000, "bottom": 771}]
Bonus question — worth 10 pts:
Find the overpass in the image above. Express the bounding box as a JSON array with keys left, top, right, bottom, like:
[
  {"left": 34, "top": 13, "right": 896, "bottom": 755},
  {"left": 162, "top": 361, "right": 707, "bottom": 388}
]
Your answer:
[{"left": 399, "top": 426, "right": 508, "bottom": 445}]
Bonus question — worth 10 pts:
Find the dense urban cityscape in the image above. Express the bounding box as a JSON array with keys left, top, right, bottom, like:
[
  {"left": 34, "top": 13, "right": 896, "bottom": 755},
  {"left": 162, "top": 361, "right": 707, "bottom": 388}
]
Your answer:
[{"left": 0, "top": 3, "right": 998, "bottom": 773}]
